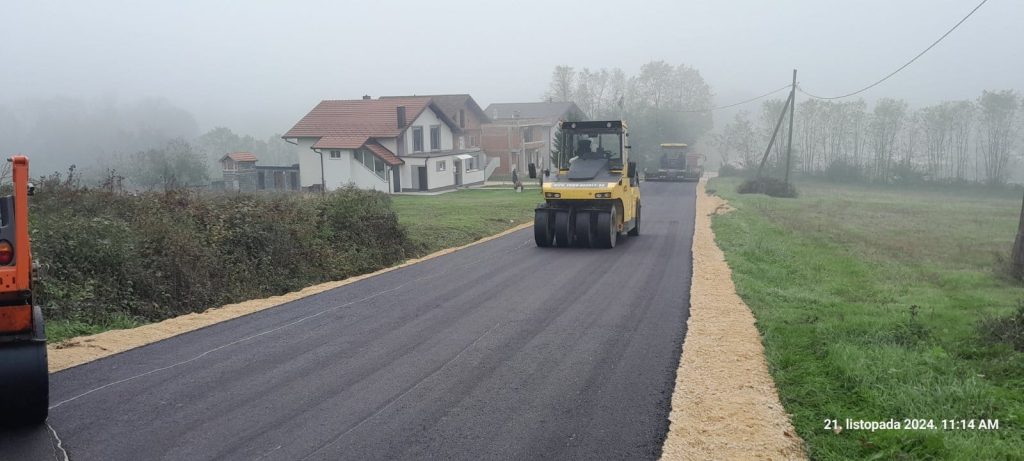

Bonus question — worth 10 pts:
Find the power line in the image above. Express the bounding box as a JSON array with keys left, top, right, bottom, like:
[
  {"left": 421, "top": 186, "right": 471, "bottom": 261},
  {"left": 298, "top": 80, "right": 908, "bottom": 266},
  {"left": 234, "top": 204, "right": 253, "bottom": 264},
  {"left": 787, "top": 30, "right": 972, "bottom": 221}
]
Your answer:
[
  {"left": 673, "top": 84, "right": 792, "bottom": 113},
  {"left": 798, "top": 0, "right": 989, "bottom": 100}
]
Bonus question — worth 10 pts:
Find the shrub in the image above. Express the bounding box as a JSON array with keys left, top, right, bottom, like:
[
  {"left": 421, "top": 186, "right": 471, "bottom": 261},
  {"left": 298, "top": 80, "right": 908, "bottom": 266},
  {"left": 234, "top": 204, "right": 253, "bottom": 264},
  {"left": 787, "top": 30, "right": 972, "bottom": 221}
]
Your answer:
[
  {"left": 717, "top": 163, "right": 743, "bottom": 177},
  {"left": 824, "top": 159, "right": 865, "bottom": 183},
  {"left": 737, "top": 177, "right": 799, "bottom": 198},
  {"left": 979, "top": 301, "right": 1024, "bottom": 352},
  {"left": 890, "top": 161, "right": 926, "bottom": 185},
  {"left": 29, "top": 182, "right": 411, "bottom": 327}
]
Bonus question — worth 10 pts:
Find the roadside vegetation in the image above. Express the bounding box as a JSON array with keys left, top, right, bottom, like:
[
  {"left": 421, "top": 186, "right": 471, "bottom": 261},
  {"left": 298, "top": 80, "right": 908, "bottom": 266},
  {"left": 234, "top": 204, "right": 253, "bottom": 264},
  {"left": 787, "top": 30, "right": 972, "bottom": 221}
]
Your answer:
[
  {"left": 33, "top": 170, "right": 536, "bottom": 343},
  {"left": 708, "top": 176, "right": 1024, "bottom": 459},
  {"left": 391, "top": 188, "right": 538, "bottom": 254}
]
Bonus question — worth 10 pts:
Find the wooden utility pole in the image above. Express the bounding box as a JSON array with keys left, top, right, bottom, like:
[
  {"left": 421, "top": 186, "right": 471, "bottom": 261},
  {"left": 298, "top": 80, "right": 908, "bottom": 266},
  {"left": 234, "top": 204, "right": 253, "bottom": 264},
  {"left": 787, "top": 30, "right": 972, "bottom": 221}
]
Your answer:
[
  {"left": 756, "top": 90, "right": 793, "bottom": 177},
  {"left": 784, "top": 69, "right": 797, "bottom": 185}
]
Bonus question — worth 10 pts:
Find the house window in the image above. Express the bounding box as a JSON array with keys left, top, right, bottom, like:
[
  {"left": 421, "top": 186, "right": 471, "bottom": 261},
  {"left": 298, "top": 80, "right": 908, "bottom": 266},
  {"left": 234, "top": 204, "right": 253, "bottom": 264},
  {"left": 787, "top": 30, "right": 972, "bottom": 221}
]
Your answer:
[
  {"left": 465, "top": 156, "right": 477, "bottom": 171},
  {"left": 523, "top": 127, "right": 534, "bottom": 142},
  {"left": 430, "top": 125, "right": 441, "bottom": 151},
  {"left": 330, "top": 150, "right": 341, "bottom": 159},
  {"left": 436, "top": 160, "right": 446, "bottom": 172},
  {"left": 354, "top": 148, "right": 386, "bottom": 179},
  {"left": 459, "top": 109, "right": 465, "bottom": 129},
  {"left": 412, "top": 127, "right": 424, "bottom": 152}
]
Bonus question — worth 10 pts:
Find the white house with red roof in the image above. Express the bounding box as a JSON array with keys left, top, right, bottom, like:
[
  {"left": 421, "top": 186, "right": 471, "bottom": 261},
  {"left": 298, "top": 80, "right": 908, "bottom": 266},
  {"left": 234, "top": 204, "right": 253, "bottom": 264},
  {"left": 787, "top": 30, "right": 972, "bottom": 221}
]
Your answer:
[{"left": 283, "top": 96, "right": 487, "bottom": 193}]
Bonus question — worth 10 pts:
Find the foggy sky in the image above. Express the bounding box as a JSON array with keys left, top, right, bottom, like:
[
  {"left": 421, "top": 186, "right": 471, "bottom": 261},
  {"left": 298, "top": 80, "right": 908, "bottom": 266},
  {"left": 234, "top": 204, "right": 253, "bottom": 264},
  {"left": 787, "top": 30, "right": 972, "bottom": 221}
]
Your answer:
[{"left": 3, "top": 0, "right": 1022, "bottom": 137}]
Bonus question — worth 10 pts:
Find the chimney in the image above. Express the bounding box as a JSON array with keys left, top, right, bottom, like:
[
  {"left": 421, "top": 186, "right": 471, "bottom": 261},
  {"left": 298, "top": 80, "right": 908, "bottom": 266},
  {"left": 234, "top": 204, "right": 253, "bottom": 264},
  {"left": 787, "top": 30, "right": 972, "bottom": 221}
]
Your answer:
[
  {"left": 397, "top": 106, "right": 407, "bottom": 128},
  {"left": 362, "top": 95, "right": 371, "bottom": 100}
]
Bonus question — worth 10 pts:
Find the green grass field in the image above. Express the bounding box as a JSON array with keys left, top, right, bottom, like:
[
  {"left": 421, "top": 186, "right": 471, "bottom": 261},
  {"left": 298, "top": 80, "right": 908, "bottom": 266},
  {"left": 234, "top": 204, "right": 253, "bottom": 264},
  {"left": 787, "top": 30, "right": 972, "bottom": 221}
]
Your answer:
[
  {"left": 392, "top": 188, "right": 539, "bottom": 254},
  {"left": 708, "top": 177, "right": 1024, "bottom": 459}
]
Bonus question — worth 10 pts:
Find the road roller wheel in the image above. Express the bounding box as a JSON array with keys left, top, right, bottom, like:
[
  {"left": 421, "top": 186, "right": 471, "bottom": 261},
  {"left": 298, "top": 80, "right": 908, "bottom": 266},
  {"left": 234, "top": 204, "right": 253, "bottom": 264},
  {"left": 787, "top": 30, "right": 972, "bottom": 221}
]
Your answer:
[
  {"left": 595, "top": 208, "right": 617, "bottom": 249},
  {"left": 628, "top": 202, "right": 640, "bottom": 236},
  {"left": 574, "top": 211, "right": 593, "bottom": 247},
  {"left": 534, "top": 209, "right": 554, "bottom": 247},
  {"left": 0, "top": 306, "right": 49, "bottom": 427},
  {"left": 0, "top": 342, "right": 49, "bottom": 426},
  {"left": 554, "top": 210, "right": 572, "bottom": 247}
]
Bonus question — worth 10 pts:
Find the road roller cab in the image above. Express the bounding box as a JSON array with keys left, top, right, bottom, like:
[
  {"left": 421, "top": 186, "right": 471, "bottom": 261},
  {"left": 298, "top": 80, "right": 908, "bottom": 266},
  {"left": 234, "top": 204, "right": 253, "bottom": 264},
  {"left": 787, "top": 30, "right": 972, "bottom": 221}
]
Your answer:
[
  {"left": 0, "top": 155, "right": 48, "bottom": 426},
  {"left": 531, "top": 120, "right": 640, "bottom": 248}
]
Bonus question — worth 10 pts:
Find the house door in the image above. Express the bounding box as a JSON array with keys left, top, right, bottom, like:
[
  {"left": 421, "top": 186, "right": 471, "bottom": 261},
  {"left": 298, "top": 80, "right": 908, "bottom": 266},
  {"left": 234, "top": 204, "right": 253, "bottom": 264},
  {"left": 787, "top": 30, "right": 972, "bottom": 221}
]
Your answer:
[
  {"left": 417, "top": 167, "right": 428, "bottom": 191},
  {"left": 393, "top": 166, "right": 401, "bottom": 193},
  {"left": 454, "top": 160, "right": 462, "bottom": 186}
]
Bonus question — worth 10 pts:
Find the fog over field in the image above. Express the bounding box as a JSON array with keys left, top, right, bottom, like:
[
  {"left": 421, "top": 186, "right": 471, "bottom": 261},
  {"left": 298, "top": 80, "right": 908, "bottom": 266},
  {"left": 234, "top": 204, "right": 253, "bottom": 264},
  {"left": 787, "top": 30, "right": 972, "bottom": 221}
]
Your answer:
[{"left": 2, "top": 0, "right": 1022, "bottom": 174}]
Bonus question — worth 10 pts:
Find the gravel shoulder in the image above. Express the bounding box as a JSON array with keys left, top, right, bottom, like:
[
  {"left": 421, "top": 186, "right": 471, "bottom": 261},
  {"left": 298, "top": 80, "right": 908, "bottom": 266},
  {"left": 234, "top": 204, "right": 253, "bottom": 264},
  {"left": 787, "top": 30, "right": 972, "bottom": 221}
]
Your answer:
[{"left": 660, "top": 179, "right": 805, "bottom": 460}]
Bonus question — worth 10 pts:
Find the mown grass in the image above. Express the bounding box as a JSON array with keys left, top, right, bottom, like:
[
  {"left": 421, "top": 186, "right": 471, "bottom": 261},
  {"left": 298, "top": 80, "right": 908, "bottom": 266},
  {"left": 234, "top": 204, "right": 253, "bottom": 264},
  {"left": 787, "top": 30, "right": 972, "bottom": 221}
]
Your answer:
[
  {"left": 709, "top": 177, "right": 1024, "bottom": 460},
  {"left": 393, "top": 188, "right": 539, "bottom": 254}
]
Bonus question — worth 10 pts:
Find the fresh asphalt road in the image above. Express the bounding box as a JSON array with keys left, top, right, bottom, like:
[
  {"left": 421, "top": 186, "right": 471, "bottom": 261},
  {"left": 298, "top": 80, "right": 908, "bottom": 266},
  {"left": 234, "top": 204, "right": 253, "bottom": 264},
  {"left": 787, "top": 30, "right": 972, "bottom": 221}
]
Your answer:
[{"left": 2, "top": 181, "right": 696, "bottom": 461}]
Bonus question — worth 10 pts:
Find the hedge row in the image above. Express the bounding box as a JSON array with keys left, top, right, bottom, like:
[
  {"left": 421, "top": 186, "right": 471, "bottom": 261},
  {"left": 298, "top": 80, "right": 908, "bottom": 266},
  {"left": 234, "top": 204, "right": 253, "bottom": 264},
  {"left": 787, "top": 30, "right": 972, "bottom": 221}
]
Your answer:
[{"left": 28, "top": 179, "right": 412, "bottom": 325}]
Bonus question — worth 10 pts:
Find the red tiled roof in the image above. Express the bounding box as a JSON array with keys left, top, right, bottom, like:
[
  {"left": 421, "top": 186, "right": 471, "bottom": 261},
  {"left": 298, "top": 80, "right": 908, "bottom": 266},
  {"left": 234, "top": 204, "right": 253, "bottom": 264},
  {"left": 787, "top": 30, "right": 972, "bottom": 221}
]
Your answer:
[
  {"left": 365, "top": 142, "right": 404, "bottom": 166},
  {"left": 381, "top": 94, "right": 490, "bottom": 123},
  {"left": 284, "top": 97, "right": 433, "bottom": 139},
  {"left": 312, "top": 135, "right": 369, "bottom": 149},
  {"left": 223, "top": 152, "right": 257, "bottom": 162}
]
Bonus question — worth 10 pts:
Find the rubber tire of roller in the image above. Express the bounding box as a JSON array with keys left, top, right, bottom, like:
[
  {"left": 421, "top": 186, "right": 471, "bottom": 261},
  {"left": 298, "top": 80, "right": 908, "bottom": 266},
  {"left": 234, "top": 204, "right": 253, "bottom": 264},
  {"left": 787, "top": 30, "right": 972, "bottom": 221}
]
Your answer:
[
  {"left": 628, "top": 202, "right": 640, "bottom": 236},
  {"left": 595, "top": 209, "right": 617, "bottom": 249},
  {"left": 574, "top": 211, "right": 593, "bottom": 248},
  {"left": 554, "top": 210, "right": 572, "bottom": 248},
  {"left": 534, "top": 209, "right": 554, "bottom": 247},
  {"left": 0, "top": 307, "right": 49, "bottom": 427}
]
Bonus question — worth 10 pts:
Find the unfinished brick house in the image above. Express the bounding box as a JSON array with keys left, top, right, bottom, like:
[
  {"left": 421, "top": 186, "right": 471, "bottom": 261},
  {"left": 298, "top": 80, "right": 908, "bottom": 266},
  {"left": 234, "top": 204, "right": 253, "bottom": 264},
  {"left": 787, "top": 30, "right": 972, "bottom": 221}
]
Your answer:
[{"left": 481, "top": 101, "right": 586, "bottom": 178}]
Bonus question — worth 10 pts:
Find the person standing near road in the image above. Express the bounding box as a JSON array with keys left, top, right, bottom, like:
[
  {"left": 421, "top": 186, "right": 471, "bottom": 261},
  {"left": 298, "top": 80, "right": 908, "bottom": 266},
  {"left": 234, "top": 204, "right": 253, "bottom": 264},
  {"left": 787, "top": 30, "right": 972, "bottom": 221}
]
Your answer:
[{"left": 512, "top": 167, "right": 523, "bottom": 192}]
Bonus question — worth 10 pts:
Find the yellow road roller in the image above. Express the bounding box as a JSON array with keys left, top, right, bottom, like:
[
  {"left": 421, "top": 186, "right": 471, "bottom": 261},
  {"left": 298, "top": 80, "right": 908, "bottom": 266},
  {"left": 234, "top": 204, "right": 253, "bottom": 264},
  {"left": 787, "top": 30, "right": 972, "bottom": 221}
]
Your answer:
[{"left": 530, "top": 120, "right": 640, "bottom": 249}]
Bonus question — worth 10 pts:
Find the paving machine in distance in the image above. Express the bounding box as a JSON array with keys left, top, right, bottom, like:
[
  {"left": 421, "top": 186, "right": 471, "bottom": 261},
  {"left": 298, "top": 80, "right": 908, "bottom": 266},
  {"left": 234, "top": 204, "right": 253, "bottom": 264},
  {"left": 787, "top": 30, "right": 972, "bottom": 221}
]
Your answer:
[
  {"left": 529, "top": 120, "right": 640, "bottom": 249},
  {"left": 0, "top": 155, "right": 48, "bottom": 426},
  {"left": 645, "top": 143, "right": 704, "bottom": 182}
]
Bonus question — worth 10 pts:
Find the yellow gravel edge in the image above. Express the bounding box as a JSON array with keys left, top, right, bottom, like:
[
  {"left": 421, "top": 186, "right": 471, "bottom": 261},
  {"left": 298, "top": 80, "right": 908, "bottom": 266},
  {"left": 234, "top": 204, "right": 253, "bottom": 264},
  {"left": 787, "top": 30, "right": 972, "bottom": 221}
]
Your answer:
[
  {"left": 660, "top": 179, "right": 806, "bottom": 460},
  {"left": 48, "top": 222, "right": 534, "bottom": 373}
]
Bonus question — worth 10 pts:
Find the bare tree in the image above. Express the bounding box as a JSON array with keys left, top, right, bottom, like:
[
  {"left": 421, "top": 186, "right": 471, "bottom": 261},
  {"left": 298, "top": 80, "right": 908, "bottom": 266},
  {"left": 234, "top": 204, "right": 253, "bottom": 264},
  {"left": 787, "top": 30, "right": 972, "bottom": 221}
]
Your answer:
[
  {"left": 868, "top": 98, "right": 908, "bottom": 182},
  {"left": 949, "top": 100, "right": 976, "bottom": 181},
  {"left": 722, "top": 111, "right": 758, "bottom": 168},
  {"left": 977, "top": 89, "right": 1019, "bottom": 185},
  {"left": 546, "top": 66, "right": 576, "bottom": 102},
  {"left": 919, "top": 102, "right": 954, "bottom": 180}
]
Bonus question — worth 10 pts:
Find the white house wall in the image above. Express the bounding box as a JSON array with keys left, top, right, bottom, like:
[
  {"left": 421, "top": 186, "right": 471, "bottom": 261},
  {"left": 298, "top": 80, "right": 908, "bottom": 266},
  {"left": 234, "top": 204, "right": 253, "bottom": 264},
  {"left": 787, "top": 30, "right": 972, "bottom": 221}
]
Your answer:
[
  {"left": 462, "top": 165, "right": 485, "bottom": 185},
  {"left": 348, "top": 155, "right": 390, "bottom": 192},
  {"left": 323, "top": 149, "right": 354, "bottom": 189},
  {"left": 405, "top": 109, "right": 453, "bottom": 154},
  {"left": 427, "top": 156, "right": 455, "bottom": 189},
  {"left": 378, "top": 138, "right": 398, "bottom": 154},
  {"left": 297, "top": 138, "right": 321, "bottom": 188}
]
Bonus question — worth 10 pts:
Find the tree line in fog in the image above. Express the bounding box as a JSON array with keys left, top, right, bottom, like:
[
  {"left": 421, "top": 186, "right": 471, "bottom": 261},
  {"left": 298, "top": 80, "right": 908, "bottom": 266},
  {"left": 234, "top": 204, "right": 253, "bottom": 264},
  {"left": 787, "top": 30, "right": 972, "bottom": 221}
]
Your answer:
[
  {"left": 0, "top": 97, "right": 296, "bottom": 190},
  {"left": 714, "top": 89, "right": 1022, "bottom": 185},
  {"left": 544, "top": 61, "right": 714, "bottom": 165}
]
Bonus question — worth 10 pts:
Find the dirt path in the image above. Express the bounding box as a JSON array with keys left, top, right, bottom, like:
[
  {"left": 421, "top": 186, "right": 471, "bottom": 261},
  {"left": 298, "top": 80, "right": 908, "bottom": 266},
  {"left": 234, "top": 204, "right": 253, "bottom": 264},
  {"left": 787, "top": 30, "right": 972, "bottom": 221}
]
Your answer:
[
  {"left": 660, "top": 179, "right": 805, "bottom": 460},
  {"left": 47, "top": 223, "right": 534, "bottom": 372}
]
